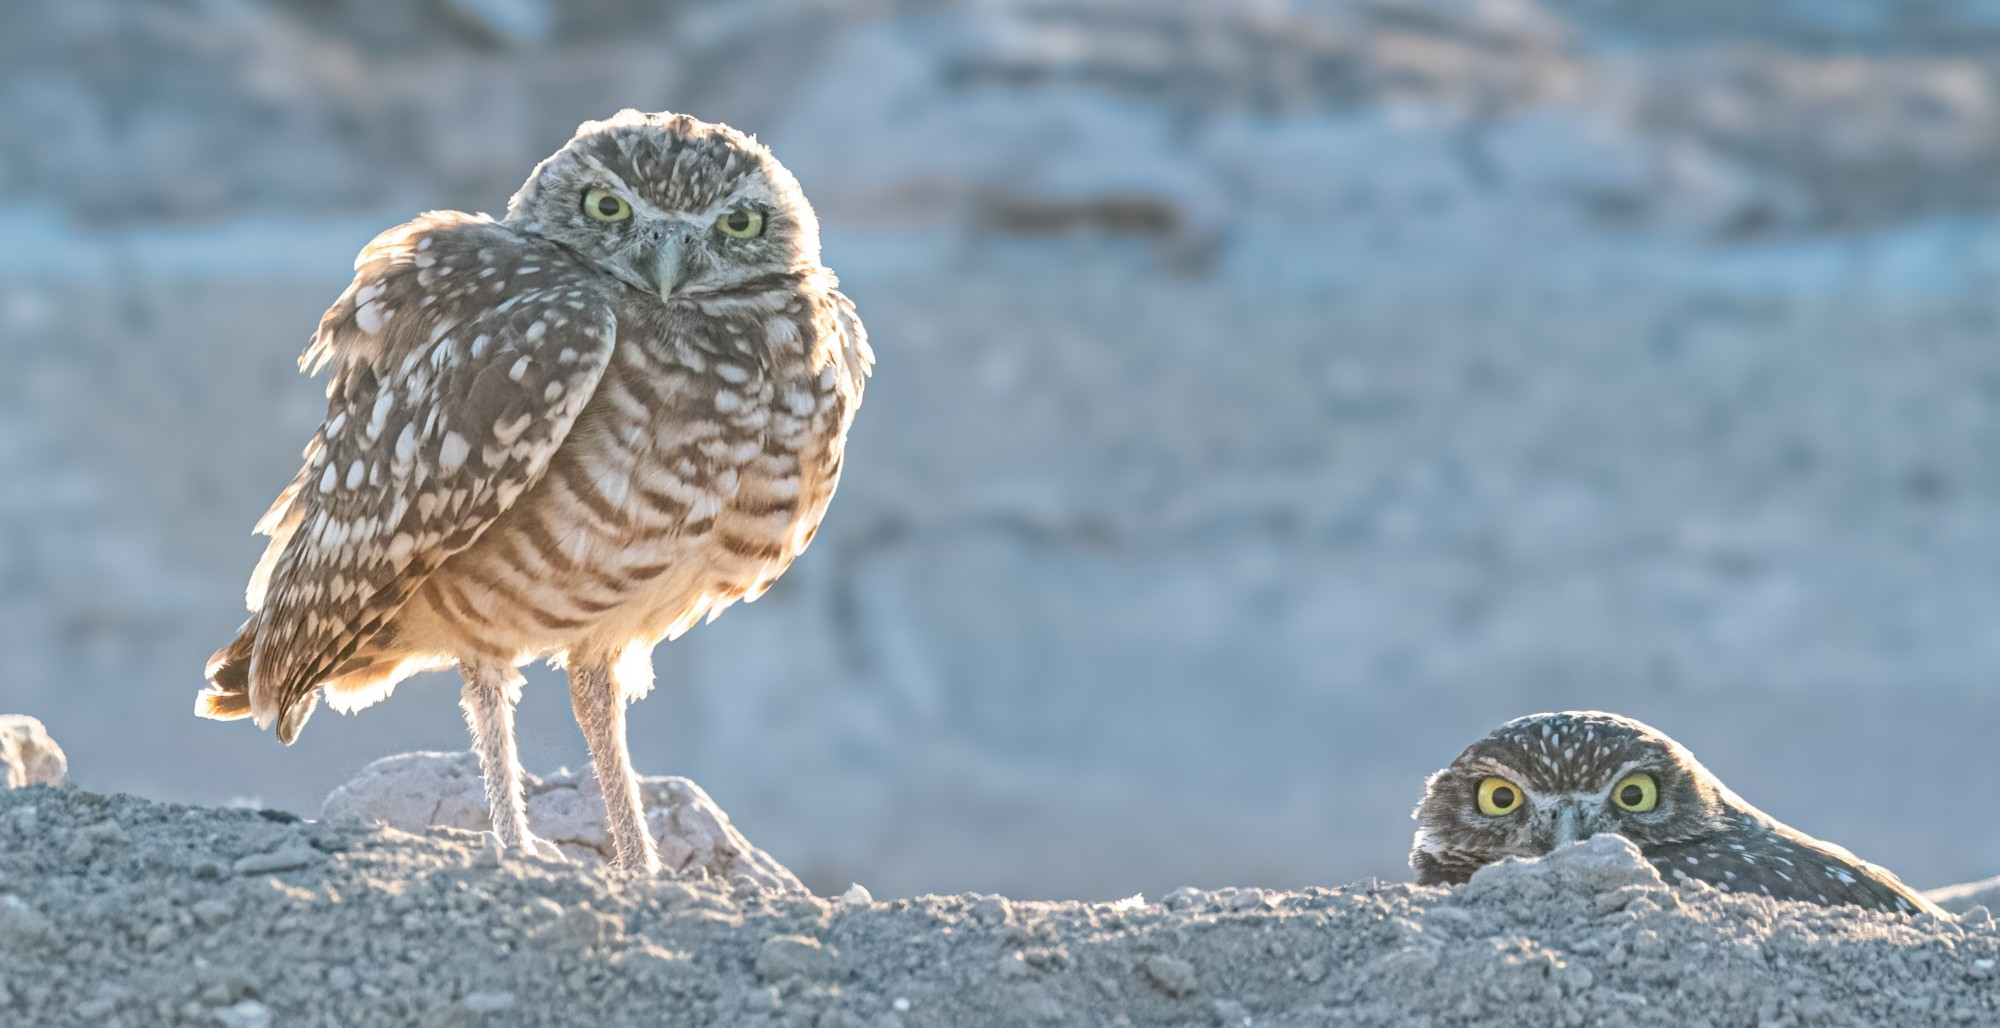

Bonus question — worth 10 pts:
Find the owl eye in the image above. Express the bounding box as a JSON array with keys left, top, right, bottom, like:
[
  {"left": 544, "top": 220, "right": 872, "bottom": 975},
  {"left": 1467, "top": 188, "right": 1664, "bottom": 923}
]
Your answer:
[
  {"left": 583, "top": 188, "right": 631, "bottom": 223},
  {"left": 1476, "top": 777, "right": 1523, "bottom": 816},
  {"left": 716, "top": 208, "right": 765, "bottom": 239},
  {"left": 1612, "top": 772, "right": 1659, "bottom": 812}
]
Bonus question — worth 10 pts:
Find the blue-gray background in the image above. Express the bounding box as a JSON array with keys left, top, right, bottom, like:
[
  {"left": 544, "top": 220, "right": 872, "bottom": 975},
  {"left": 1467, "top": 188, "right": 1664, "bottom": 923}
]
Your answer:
[{"left": 5, "top": 0, "right": 2000, "bottom": 899}]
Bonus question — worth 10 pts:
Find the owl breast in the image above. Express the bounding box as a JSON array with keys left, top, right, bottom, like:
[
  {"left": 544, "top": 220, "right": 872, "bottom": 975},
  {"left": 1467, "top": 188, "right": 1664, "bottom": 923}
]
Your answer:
[{"left": 384, "top": 281, "right": 862, "bottom": 673}]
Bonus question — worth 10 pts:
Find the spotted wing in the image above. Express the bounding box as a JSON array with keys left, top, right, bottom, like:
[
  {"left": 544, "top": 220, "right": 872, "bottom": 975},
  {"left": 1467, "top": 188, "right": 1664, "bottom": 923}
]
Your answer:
[{"left": 234, "top": 211, "right": 620, "bottom": 741}]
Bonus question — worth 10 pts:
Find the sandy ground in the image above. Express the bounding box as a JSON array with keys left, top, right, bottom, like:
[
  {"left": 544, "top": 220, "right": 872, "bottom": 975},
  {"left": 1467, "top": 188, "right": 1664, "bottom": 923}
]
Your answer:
[
  {"left": 2, "top": 782, "right": 1996, "bottom": 1028},
  {"left": 10, "top": 0, "right": 2000, "bottom": 906}
]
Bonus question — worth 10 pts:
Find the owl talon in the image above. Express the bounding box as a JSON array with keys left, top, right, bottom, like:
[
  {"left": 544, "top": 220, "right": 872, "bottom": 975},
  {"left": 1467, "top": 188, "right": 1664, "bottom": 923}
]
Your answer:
[{"left": 524, "top": 834, "right": 569, "bottom": 864}]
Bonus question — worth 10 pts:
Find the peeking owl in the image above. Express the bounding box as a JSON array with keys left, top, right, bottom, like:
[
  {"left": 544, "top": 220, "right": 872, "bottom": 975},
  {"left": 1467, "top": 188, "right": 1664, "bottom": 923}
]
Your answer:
[{"left": 1411, "top": 711, "right": 1939, "bottom": 916}]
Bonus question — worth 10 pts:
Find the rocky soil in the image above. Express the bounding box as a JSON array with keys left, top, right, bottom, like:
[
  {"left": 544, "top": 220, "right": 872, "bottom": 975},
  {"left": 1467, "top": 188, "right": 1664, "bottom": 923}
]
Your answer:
[{"left": 1, "top": 774, "right": 1997, "bottom": 1028}]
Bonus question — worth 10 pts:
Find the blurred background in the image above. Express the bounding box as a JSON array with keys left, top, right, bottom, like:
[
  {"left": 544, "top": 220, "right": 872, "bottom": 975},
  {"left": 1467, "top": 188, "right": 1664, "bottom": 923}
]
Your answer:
[{"left": 5, "top": 0, "right": 2000, "bottom": 900}]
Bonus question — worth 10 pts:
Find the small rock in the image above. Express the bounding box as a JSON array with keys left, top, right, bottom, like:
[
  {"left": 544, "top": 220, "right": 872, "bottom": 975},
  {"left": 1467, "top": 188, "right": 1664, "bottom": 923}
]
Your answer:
[
  {"left": 232, "top": 844, "right": 319, "bottom": 876},
  {"left": 1163, "top": 887, "right": 1205, "bottom": 912},
  {"left": 840, "top": 882, "right": 873, "bottom": 906},
  {"left": 1211, "top": 998, "right": 1252, "bottom": 1026},
  {"left": 756, "top": 935, "right": 844, "bottom": 981},
  {"left": 0, "top": 894, "right": 55, "bottom": 947},
  {"left": 971, "top": 894, "right": 1012, "bottom": 925},
  {"left": 191, "top": 898, "right": 235, "bottom": 927},
  {"left": 463, "top": 991, "right": 515, "bottom": 1013},
  {"left": 0, "top": 715, "right": 66, "bottom": 788},
  {"left": 1019, "top": 984, "right": 1065, "bottom": 1023},
  {"left": 1142, "top": 954, "right": 1198, "bottom": 998},
  {"left": 213, "top": 999, "right": 271, "bottom": 1028},
  {"left": 74, "top": 997, "right": 117, "bottom": 1019},
  {"left": 543, "top": 906, "right": 620, "bottom": 949}
]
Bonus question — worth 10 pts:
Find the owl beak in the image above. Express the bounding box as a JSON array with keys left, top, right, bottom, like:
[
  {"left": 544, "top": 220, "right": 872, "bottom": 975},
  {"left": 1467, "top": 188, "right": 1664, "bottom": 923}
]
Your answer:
[
  {"left": 650, "top": 224, "right": 702, "bottom": 299},
  {"left": 1540, "top": 799, "right": 1598, "bottom": 850}
]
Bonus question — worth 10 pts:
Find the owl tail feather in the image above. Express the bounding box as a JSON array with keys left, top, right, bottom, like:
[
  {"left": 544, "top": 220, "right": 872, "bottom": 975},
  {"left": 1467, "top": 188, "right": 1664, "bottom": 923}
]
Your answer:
[{"left": 196, "top": 623, "right": 256, "bottom": 722}]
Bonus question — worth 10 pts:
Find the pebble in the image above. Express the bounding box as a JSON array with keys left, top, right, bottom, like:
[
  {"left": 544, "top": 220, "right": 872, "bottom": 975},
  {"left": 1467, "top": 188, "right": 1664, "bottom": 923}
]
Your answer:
[
  {"left": 232, "top": 845, "right": 319, "bottom": 876},
  {"left": 463, "top": 991, "right": 515, "bottom": 1012},
  {"left": 756, "top": 935, "right": 843, "bottom": 981},
  {"left": 213, "top": 999, "right": 271, "bottom": 1028},
  {"left": 972, "top": 894, "right": 1012, "bottom": 925},
  {"left": 0, "top": 894, "right": 55, "bottom": 947},
  {"left": 1143, "top": 954, "right": 1198, "bottom": 998}
]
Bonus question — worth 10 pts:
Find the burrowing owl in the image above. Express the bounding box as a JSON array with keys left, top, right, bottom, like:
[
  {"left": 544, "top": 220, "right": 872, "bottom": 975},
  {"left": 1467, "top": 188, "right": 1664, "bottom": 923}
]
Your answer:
[
  {"left": 1411, "top": 711, "right": 1939, "bottom": 915},
  {"left": 198, "top": 110, "right": 872, "bottom": 872}
]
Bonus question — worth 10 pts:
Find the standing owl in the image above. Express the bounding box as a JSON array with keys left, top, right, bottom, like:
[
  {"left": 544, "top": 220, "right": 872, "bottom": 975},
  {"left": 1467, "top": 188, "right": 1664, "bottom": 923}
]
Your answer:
[
  {"left": 197, "top": 110, "right": 872, "bottom": 872},
  {"left": 1411, "top": 711, "right": 1939, "bottom": 915}
]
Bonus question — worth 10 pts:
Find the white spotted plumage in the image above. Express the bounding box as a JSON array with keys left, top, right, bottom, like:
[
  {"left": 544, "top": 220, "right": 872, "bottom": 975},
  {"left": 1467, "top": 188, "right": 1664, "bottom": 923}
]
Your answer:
[{"left": 200, "top": 110, "right": 872, "bottom": 873}]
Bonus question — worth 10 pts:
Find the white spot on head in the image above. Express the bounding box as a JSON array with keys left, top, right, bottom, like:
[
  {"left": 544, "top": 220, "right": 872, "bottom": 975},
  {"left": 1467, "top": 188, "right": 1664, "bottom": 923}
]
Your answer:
[
  {"left": 509, "top": 356, "right": 532, "bottom": 381},
  {"left": 715, "top": 363, "right": 749, "bottom": 384},
  {"left": 715, "top": 389, "right": 744, "bottom": 413}
]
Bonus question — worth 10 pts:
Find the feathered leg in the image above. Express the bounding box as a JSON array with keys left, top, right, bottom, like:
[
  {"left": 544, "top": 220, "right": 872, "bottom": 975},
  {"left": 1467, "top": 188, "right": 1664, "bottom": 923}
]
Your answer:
[
  {"left": 568, "top": 658, "right": 662, "bottom": 873},
  {"left": 459, "top": 661, "right": 562, "bottom": 861}
]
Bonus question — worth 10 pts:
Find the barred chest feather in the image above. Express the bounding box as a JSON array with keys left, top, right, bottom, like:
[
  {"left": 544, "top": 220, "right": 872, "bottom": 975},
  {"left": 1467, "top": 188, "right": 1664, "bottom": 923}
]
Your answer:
[{"left": 401, "top": 280, "right": 864, "bottom": 665}]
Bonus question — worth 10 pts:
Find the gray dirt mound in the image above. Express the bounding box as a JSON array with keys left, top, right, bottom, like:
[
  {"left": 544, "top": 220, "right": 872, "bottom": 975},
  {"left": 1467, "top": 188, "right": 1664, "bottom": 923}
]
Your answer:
[{"left": 1, "top": 787, "right": 1997, "bottom": 1027}]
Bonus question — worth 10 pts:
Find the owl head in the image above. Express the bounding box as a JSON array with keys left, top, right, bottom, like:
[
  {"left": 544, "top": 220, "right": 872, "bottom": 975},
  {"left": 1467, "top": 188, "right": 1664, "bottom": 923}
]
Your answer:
[
  {"left": 1410, "top": 711, "right": 1740, "bottom": 884},
  {"left": 503, "top": 109, "right": 822, "bottom": 299}
]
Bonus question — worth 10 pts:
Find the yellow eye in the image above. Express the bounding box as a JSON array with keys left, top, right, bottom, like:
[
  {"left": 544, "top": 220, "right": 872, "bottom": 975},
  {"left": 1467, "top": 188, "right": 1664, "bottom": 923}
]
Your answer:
[
  {"left": 1612, "top": 772, "right": 1658, "bottom": 812},
  {"left": 1477, "top": 777, "right": 1523, "bottom": 816},
  {"left": 583, "top": 188, "right": 631, "bottom": 222},
  {"left": 716, "top": 208, "right": 765, "bottom": 239}
]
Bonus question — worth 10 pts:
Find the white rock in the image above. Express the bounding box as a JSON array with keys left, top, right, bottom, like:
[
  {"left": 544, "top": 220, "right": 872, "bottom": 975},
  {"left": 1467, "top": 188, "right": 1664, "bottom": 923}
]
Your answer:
[
  {"left": 213, "top": 1000, "right": 270, "bottom": 1028},
  {"left": 0, "top": 715, "right": 65, "bottom": 789},
  {"left": 1927, "top": 875, "right": 2000, "bottom": 916},
  {"left": 321, "top": 751, "right": 806, "bottom": 893}
]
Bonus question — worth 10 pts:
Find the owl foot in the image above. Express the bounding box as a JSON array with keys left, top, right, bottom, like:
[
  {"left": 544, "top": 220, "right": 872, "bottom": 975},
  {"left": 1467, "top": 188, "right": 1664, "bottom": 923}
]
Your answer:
[
  {"left": 521, "top": 833, "right": 569, "bottom": 863},
  {"left": 482, "top": 829, "right": 569, "bottom": 864}
]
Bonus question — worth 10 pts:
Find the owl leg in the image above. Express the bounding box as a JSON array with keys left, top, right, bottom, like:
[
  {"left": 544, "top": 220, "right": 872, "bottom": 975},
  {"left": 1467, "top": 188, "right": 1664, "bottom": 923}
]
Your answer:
[
  {"left": 458, "top": 661, "right": 563, "bottom": 862},
  {"left": 568, "top": 658, "right": 662, "bottom": 874}
]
